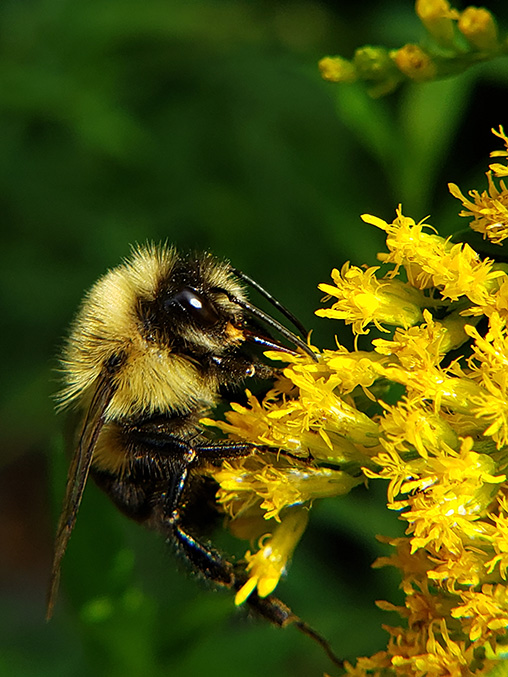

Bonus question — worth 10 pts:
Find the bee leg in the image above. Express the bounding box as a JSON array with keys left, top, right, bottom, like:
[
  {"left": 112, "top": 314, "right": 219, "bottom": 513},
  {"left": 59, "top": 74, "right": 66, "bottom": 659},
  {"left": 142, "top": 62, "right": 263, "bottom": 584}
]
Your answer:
[
  {"left": 169, "top": 514, "right": 343, "bottom": 668},
  {"left": 159, "top": 459, "right": 333, "bottom": 645},
  {"left": 93, "top": 455, "right": 342, "bottom": 668},
  {"left": 167, "top": 505, "right": 303, "bottom": 627},
  {"left": 243, "top": 587, "right": 343, "bottom": 668},
  {"left": 91, "top": 458, "right": 232, "bottom": 589},
  {"left": 154, "top": 452, "right": 282, "bottom": 596},
  {"left": 195, "top": 442, "right": 257, "bottom": 465},
  {"left": 196, "top": 442, "right": 314, "bottom": 467},
  {"left": 153, "top": 451, "right": 237, "bottom": 587},
  {"left": 170, "top": 518, "right": 235, "bottom": 586}
]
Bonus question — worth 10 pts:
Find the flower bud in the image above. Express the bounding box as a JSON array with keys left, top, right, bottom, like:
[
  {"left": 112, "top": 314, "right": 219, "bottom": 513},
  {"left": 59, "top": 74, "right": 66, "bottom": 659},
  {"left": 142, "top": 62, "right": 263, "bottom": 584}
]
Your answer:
[
  {"left": 392, "top": 44, "right": 437, "bottom": 82},
  {"left": 318, "top": 56, "right": 357, "bottom": 83},
  {"left": 458, "top": 7, "right": 498, "bottom": 51}
]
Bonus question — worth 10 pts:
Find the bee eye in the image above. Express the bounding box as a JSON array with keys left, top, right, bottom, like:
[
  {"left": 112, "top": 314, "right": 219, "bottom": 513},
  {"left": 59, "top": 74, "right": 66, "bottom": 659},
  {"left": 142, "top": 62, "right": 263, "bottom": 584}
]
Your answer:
[{"left": 165, "top": 287, "right": 220, "bottom": 326}]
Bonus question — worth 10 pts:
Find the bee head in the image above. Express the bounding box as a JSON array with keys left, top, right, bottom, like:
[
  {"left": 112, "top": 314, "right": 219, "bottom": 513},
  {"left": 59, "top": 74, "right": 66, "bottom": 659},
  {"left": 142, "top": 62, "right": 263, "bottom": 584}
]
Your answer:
[
  {"left": 59, "top": 244, "right": 315, "bottom": 422},
  {"left": 137, "top": 250, "right": 248, "bottom": 356}
]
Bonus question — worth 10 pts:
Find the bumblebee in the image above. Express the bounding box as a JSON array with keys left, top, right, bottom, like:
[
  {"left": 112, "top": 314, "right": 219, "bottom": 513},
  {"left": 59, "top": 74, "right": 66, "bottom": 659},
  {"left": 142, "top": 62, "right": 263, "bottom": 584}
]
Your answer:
[{"left": 47, "top": 244, "right": 340, "bottom": 666}]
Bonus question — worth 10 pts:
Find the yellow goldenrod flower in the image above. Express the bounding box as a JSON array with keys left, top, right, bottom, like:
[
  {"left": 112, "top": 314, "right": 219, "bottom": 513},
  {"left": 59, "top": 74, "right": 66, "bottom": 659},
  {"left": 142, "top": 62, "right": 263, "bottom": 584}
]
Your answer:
[
  {"left": 234, "top": 508, "right": 309, "bottom": 605},
  {"left": 373, "top": 310, "right": 460, "bottom": 370},
  {"left": 316, "top": 263, "right": 424, "bottom": 334},
  {"left": 377, "top": 398, "right": 459, "bottom": 460},
  {"left": 317, "top": 346, "right": 387, "bottom": 394},
  {"left": 458, "top": 6, "right": 499, "bottom": 51},
  {"left": 364, "top": 207, "right": 505, "bottom": 309},
  {"left": 449, "top": 174, "right": 508, "bottom": 245},
  {"left": 373, "top": 535, "right": 433, "bottom": 583},
  {"left": 363, "top": 210, "right": 445, "bottom": 283},
  {"left": 451, "top": 583, "right": 508, "bottom": 644},
  {"left": 389, "top": 621, "right": 478, "bottom": 675},
  {"left": 486, "top": 496, "right": 508, "bottom": 580},
  {"left": 204, "top": 127, "right": 508, "bottom": 675},
  {"left": 400, "top": 443, "right": 503, "bottom": 549},
  {"left": 490, "top": 125, "right": 508, "bottom": 177},
  {"left": 465, "top": 315, "right": 508, "bottom": 443},
  {"left": 212, "top": 454, "right": 359, "bottom": 523},
  {"left": 426, "top": 547, "right": 489, "bottom": 590},
  {"left": 204, "top": 357, "right": 381, "bottom": 456}
]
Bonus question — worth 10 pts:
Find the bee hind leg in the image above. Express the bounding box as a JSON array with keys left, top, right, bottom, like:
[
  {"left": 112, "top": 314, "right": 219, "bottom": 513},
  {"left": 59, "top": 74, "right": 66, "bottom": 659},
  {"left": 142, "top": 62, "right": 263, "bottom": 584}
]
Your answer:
[{"left": 171, "top": 516, "right": 343, "bottom": 668}]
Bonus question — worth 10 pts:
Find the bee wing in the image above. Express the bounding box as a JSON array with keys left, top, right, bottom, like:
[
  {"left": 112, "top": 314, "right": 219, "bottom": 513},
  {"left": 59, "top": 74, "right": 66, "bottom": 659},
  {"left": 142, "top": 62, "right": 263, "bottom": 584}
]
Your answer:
[{"left": 46, "top": 375, "right": 115, "bottom": 620}]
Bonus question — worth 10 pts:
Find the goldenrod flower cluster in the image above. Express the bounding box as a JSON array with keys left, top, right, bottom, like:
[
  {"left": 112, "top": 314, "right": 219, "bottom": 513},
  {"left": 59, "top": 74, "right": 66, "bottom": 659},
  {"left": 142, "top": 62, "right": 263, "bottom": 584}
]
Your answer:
[
  {"left": 204, "top": 127, "right": 508, "bottom": 674},
  {"left": 319, "top": 0, "right": 505, "bottom": 97}
]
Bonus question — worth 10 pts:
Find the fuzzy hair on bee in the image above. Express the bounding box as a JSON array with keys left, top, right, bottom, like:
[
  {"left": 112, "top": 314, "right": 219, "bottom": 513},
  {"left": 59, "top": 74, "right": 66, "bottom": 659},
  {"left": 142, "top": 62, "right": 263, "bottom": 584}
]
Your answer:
[
  {"left": 59, "top": 245, "right": 248, "bottom": 418},
  {"left": 47, "top": 243, "right": 342, "bottom": 668}
]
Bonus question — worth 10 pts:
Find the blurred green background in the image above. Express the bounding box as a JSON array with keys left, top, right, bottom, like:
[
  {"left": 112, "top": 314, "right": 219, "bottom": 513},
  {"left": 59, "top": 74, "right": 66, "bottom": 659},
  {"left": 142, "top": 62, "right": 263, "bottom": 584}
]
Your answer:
[{"left": 1, "top": 1, "right": 507, "bottom": 675}]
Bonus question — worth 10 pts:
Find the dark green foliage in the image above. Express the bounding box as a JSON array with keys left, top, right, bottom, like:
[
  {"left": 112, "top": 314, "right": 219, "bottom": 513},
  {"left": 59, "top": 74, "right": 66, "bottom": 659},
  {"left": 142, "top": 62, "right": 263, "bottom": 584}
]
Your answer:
[{"left": 1, "top": 1, "right": 507, "bottom": 674}]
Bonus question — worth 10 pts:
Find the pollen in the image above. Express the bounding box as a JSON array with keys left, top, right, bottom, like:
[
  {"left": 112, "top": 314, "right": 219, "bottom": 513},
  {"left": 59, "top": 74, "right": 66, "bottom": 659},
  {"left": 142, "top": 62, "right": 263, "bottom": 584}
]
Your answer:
[{"left": 224, "top": 322, "right": 245, "bottom": 343}]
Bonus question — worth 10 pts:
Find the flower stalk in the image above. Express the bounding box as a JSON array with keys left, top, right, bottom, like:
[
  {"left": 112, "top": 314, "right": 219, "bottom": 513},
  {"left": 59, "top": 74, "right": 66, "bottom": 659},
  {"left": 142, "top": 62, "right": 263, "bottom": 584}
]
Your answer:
[{"left": 319, "top": 1, "right": 506, "bottom": 97}]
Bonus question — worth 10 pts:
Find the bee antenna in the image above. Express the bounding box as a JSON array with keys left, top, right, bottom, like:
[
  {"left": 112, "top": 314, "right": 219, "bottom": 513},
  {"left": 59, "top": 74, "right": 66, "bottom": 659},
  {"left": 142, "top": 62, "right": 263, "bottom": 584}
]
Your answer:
[{"left": 230, "top": 267, "right": 309, "bottom": 339}]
